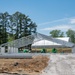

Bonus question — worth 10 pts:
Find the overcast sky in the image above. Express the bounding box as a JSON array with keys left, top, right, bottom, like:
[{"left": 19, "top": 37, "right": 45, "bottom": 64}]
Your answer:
[{"left": 0, "top": 0, "right": 75, "bottom": 35}]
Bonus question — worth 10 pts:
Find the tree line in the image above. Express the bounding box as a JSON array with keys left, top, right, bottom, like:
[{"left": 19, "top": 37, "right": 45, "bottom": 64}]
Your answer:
[
  {"left": 0, "top": 12, "right": 37, "bottom": 45},
  {"left": 50, "top": 29, "right": 75, "bottom": 43}
]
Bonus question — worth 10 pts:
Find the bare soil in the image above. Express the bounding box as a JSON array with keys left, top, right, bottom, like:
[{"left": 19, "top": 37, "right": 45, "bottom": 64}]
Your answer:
[{"left": 0, "top": 56, "right": 49, "bottom": 75}]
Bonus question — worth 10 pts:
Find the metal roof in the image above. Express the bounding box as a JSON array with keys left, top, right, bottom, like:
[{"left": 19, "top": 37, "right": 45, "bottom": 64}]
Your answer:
[{"left": 32, "top": 37, "right": 70, "bottom": 46}]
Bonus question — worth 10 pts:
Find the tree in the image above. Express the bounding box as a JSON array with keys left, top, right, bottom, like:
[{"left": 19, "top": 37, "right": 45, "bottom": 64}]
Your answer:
[
  {"left": 0, "top": 11, "right": 37, "bottom": 50},
  {"left": 28, "top": 22, "right": 37, "bottom": 35},
  {"left": 0, "top": 12, "right": 10, "bottom": 44},
  {"left": 7, "top": 15, "right": 15, "bottom": 41},
  {"left": 66, "top": 29, "right": 75, "bottom": 43},
  {"left": 0, "top": 22, "right": 3, "bottom": 44},
  {"left": 12, "top": 11, "right": 37, "bottom": 39},
  {"left": 50, "top": 30, "right": 64, "bottom": 37}
]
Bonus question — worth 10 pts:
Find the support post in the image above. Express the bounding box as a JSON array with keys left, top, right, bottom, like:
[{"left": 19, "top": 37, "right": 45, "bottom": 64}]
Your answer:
[
  {"left": 8, "top": 46, "right": 13, "bottom": 53},
  {"left": 72, "top": 46, "right": 75, "bottom": 53},
  {"left": 13, "top": 47, "right": 18, "bottom": 53},
  {"left": 1, "top": 47, "right": 5, "bottom": 54},
  {"left": 11, "top": 47, "right": 14, "bottom": 53}
]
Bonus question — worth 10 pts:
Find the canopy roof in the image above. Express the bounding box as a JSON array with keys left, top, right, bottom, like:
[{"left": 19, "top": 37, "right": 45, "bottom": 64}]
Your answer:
[
  {"left": 0, "top": 33, "right": 74, "bottom": 48},
  {"left": 32, "top": 37, "right": 70, "bottom": 46}
]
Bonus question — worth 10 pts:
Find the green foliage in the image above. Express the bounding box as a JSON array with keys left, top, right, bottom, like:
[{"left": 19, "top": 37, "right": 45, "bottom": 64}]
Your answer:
[
  {"left": 11, "top": 11, "right": 37, "bottom": 39},
  {"left": 49, "top": 29, "right": 75, "bottom": 43},
  {"left": 50, "top": 30, "right": 64, "bottom": 37},
  {"left": 7, "top": 34, "right": 15, "bottom": 42},
  {"left": 0, "top": 11, "right": 37, "bottom": 45},
  {"left": 66, "top": 29, "right": 75, "bottom": 43},
  {"left": 0, "top": 12, "right": 9, "bottom": 44}
]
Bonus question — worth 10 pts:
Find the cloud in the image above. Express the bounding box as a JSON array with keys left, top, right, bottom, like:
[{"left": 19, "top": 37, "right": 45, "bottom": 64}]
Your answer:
[
  {"left": 38, "top": 17, "right": 74, "bottom": 25},
  {"left": 40, "top": 25, "right": 74, "bottom": 31},
  {"left": 38, "top": 17, "right": 75, "bottom": 35},
  {"left": 70, "top": 19, "right": 75, "bottom": 24}
]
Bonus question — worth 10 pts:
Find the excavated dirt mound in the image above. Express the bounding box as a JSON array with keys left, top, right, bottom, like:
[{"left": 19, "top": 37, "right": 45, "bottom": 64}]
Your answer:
[{"left": 0, "top": 56, "right": 49, "bottom": 75}]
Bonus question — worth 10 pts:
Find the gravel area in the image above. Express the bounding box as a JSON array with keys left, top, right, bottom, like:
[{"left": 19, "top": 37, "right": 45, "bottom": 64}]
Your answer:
[{"left": 41, "top": 54, "right": 75, "bottom": 75}]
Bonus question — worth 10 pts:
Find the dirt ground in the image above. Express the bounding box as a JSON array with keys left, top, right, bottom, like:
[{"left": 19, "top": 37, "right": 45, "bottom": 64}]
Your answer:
[
  {"left": 0, "top": 56, "right": 49, "bottom": 75},
  {"left": 32, "top": 48, "right": 72, "bottom": 53}
]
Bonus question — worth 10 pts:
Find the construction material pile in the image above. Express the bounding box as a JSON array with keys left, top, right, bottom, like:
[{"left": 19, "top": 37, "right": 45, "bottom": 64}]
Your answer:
[{"left": 0, "top": 55, "right": 49, "bottom": 75}]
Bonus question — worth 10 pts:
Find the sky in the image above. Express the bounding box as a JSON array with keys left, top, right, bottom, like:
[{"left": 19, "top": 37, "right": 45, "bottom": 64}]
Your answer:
[{"left": 0, "top": 0, "right": 75, "bottom": 35}]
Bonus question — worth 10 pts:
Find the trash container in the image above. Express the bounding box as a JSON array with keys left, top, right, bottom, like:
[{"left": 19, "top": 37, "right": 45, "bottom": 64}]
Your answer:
[
  {"left": 41, "top": 48, "right": 46, "bottom": 53},
  {"left": 52, "top": 48, "right": 57, "bottom": 53},
  {"left": 23, "top": 49, "right": 29, "bottom": 53}
]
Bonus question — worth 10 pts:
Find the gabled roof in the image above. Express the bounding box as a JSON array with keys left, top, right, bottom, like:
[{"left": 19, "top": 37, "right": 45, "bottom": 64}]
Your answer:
[
  {"left": 32, "top": 37, "right": 70, "bottom": 46},
  {"left": 0, "top": 33, "right": 74, "bottom": 48}
]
